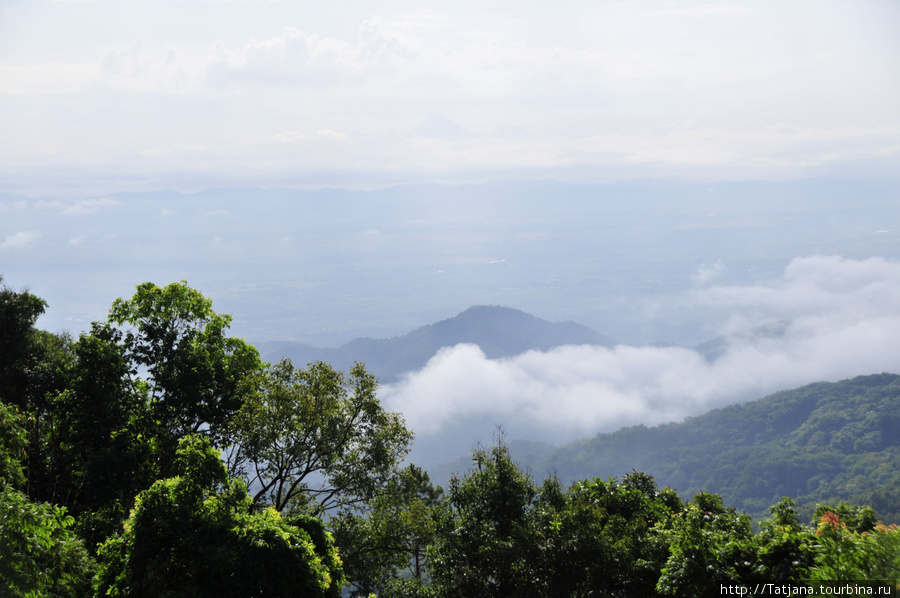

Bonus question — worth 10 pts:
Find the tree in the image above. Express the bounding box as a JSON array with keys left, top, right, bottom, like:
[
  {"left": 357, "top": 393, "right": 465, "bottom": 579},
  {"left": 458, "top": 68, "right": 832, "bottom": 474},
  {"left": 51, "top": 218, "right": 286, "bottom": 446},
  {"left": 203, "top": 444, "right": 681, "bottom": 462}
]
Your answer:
[
  {"left": 530, "top": 472, "right": 682, "bottom": 597},
  {"left": 810, "top": 505, "right": 900, "bottom": 585},
  {"left": 224, "top": 358, "right": 413, "bottom": 516},
  {"left": 95, "top": 435, "right": 344, "bottom": 598},
  {"left": 427, "top": 440, "right": 682, "bottom": 598},
  {"left": 429, "top": 439, "right": 539, "bottom": 598},
  {"left": 0, "top": 482, "right": 95, "bottom": 598},
  {"left": 55, "top": 323, "right": 157, "bottom": 550},
  {"left": 656, "top": 492, "right": 758, "bottom": 597},
  {"left": 754, "top": 497, "right": 815, "bottom": 582},
  {"left": 0, "top": 400, "right": 27, "bottom": 488},
  {"left": 0, "top": 276, "right": 49, "bottom": 409},
  {"left": 333, "top": 464, "right": 443, "bottom": 597},
  {"left": 107, "top": 281, "right": 263, "bottom": 451},
  {"left": 0, "top": 276, "right": 80, "bottom": 505}
]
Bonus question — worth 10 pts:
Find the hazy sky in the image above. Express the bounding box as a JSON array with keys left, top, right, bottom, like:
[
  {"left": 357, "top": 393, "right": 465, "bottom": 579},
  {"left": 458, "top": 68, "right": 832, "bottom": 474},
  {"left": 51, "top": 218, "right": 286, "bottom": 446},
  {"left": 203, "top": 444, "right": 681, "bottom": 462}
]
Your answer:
[{"left": 2, "top": 0, "right": 899, "bottom": 194}]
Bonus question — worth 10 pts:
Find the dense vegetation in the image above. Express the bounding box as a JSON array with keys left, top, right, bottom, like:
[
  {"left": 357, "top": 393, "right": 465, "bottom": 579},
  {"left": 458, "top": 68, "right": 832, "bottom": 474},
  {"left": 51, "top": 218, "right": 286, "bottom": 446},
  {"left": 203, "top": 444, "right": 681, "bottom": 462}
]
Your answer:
[
  {"left": 1, "top": 275, "right": 898, "bottom": 596},
  {"left": 533, "top": 374, "right": 900, "bottom": 523}
]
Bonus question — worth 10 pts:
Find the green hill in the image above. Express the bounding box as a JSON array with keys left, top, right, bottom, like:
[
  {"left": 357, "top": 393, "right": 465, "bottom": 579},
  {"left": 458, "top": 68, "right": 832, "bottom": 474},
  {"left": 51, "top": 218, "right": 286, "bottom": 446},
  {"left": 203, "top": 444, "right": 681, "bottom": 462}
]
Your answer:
[{"left": 535, "top": 373, "right": 900, "bottom": 522}]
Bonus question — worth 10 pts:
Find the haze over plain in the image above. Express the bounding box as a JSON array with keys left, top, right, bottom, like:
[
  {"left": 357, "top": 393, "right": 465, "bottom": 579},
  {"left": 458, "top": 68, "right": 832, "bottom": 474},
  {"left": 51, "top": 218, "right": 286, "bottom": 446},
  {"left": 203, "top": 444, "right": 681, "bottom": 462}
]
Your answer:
[{"left": 2, "top": 0, "right": 899, "bottom": 453}]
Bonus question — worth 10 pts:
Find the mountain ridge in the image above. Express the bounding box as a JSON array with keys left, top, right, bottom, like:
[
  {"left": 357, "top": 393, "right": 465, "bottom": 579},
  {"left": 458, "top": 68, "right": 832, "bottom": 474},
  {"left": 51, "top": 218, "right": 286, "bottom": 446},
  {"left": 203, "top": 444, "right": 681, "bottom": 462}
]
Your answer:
[
  {"left": 257, "top": 305, "right": 616, "bottom": 383},
  {"left": 518, "top": 373, "right": 900, "bottom": 522}
]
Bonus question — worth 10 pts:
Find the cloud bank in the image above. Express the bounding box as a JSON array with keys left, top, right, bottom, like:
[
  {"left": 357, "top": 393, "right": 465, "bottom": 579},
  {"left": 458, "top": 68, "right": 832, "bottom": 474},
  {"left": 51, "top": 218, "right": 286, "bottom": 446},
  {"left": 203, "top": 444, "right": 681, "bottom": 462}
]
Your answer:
[
  {"left": 2, "top": 1, "right": 898, "bottom": 192},
  {"left": 380, "top": 256, "right": 900, "bottom": 441}
]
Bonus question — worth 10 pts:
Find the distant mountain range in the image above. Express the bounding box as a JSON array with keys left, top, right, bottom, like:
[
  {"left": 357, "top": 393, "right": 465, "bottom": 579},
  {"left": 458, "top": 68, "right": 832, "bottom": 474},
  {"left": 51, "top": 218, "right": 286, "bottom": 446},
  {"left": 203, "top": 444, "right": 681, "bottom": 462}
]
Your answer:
[
  {"left": 257, "top": 305, "right": 616, "bottom": 383},
  {"left": 433, "top": 373, "right": 900, "bottom": 524},
  {"left": 258, "top": 304, "right": 793, "bottom": 385}
]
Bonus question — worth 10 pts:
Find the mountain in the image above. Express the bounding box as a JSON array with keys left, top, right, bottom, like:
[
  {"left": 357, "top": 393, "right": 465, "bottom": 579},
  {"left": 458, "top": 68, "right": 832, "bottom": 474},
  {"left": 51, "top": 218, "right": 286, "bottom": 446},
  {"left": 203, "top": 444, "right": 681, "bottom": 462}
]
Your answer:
[
  {"left": 257, "top": 305, "right": 616, "bottom": 383},
  {"left": 513, "top": 373, "right": 900, "bottom": 523}
]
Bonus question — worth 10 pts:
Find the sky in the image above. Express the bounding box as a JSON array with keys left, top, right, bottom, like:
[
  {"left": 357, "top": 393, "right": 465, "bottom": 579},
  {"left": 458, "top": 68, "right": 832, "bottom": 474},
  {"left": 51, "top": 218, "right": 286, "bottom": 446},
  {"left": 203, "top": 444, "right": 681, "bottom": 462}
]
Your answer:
[{"left": 2, "top": 0, "right": 899, "bottom": 194}]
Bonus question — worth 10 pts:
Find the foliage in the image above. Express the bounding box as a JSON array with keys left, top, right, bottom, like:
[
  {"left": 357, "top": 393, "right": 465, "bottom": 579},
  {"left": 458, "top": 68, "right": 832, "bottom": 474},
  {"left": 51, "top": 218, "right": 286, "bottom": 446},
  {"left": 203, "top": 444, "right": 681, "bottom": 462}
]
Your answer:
[
  {"left": 0, "top": 276, "right": 49, "bottom": 410},
  {"left": 6, "top": 274, "right": 900, "bottom": 597},
  {"left": 1, "top": 278, "right": 83, "bottom": 508},
  {"left": 754, "top": 497, "right": 816, "bottom": 582},
  {"left": 0, "top": 400, "right": 27, "bottom": 487},
  {"left": 46, "top": 324, "right": 157, "bottom": 551},
  {"left": 225, "top": 358, "right": 413, "bottom": 515},
  {"left": 96, "top": 435, "right": 344, "bottom": 598},
  {"left": 429, "top": 440, "right": 539, "bottom": 598},
  {"left": 108, "top": 281, "right": 263, "bottom": 450},
  {"left": 813, "top": 502, "right": 878, "bottom": 534},
  {"left": 333, "top": 465, "right": 443, "bottom": 597},
  {"left": 656, "top": 492, "right": 758, "bottom": 596},
  {"left": 0, "top": 482, "right": 95, "bottom": 598},
  {"left": 532, "top": 472, "right": 681, "bottom": 597},
  {"left": 810, "top": 508, "right": 900, "bottom": 584}
]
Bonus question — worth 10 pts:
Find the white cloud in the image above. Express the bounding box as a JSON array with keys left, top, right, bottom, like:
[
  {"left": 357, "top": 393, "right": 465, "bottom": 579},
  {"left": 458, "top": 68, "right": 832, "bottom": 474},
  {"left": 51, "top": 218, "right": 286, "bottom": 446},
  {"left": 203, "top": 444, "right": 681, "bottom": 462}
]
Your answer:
[
  {"left": 692, "top": 260, "right": 726, "bottom": 285},
  {"left": 693, "top": 256, "right": 900, "bottom": 320},
  {"left": 99, "top": 41, "right": 203, "bottom": 94},
  {"left": 0, "top": 200, "right": 27, "bottom": 212},
  {"left": 1, "top": 231, "right": 41, "bottom": 249},
  {"left": 34, "top": 197, "right": 120, "bottom": 216},
  {"left": 63, "top": 198, "right": 120, "bottom": 216},
  {"left": 277, "top": 131, "right": 308, "bottom": 143},
  {"left": 380, "top": 256, "right": 900, "bottom": 441}
]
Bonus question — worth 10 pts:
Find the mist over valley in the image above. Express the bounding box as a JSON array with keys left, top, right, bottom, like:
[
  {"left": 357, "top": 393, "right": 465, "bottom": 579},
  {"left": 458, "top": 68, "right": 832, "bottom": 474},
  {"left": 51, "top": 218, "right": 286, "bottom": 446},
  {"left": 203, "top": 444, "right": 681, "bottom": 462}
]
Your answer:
[{"left": 4, "top": 178, "right": 900, "bottom": 468}]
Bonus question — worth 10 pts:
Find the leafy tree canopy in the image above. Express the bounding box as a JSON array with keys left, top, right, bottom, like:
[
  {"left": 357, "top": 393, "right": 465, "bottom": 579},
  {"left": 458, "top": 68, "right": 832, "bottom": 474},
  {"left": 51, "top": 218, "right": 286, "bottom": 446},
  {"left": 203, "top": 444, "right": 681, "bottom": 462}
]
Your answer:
[
  {"left": 225, "top": 358, "right": 413, "bottom": 516},
  {"left": 0, "top": 276, "right": 48, "bottom": 409},
  {"left": 0, "top": 482, "right": 95, "bottom": 598},
  {"left": 96, "top": 434, "right": 344, "bottom": 598},
  {"left": 333, "top": 464, "right": 443, "bottom": 597},
  {"left": 107, "top": 281, "right": 263, "bottom": 447}
]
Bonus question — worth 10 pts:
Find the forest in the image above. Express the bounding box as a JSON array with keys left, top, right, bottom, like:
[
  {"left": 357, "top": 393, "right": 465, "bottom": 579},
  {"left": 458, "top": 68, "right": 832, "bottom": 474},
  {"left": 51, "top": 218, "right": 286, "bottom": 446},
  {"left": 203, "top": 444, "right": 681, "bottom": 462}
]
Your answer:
[
  {"left": 1, "top": 276, "right": 898, "bottom": 597},
  {"left": 529, "top": 373, "right": 900, "bottom": 524}
]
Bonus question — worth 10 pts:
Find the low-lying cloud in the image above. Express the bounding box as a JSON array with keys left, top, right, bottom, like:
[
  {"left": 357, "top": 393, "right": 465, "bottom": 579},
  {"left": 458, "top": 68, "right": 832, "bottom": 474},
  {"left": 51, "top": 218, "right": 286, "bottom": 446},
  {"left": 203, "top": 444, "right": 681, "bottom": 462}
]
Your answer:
[
  {"left": 1, "top": 231, "right": 41, "bottom": 249},
  {"left": 380, "top": 256, "right": 900, "bottom": 442}
]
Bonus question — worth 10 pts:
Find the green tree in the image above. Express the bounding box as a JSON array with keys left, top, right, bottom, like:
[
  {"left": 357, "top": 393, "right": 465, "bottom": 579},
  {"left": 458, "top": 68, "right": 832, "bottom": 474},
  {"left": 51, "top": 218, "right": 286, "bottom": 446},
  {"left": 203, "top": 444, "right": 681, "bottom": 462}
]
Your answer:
[
  {"left": 224, "top": 358, "right": 413, "bottom": 516},
  {"left": 0, "top": 276, "right": 49, "bottom": 409},
  {"left": 429, "top": 439, "right": 539, "bottom": 598},
  {"left": 0, "top": 482, "right": 95, "bottom": 598},
  {"left": 812, "top": 502, "right": 878, "bottom": 534},
  {"left": 810, "top": 507, "right": 900, "bottom": 585},
  {"left": 333, "top": 464, "right": 443, "bottom": 597},
  {"left": 754, "top": 497, "right": 815, "bottom": 582},
  {"left": 107, "top": 281, "right": 263, "bottom": 452},
  {"left": 0, "top": 400, "right": 27, "bottom": 487},
  {"left": 96, "top": 435, "right": 344, "bottom": 598},
  {"left": 656, "top": 492, "right": 758, "bottom": 597},
  {"left": 55, "top": 324, "right": 157, "bottom": 550},
  {"left": 531, "top": 472, "right": 681, "bottom": 597},
  {"left": 0, "top": 276, "right": 79, "bottom": 505}
]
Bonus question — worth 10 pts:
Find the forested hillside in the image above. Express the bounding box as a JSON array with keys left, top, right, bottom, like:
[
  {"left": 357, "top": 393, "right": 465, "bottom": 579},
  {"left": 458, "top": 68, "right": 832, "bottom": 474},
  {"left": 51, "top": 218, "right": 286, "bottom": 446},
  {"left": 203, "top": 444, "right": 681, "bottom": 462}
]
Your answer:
[{"left": 538, "top": 374, "right": 900, "bottom": 522}]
